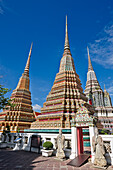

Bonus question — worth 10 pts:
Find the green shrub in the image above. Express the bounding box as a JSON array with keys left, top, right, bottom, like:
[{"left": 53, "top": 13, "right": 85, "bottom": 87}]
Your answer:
[{"left": 43, "top": 141, "right": 53, "bottom": 150}]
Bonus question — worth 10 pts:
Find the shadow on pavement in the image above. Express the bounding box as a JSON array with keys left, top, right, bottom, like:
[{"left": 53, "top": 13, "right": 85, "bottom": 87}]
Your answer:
[{"left": 0, "top": 148, "right": 42, "bottom": 169}]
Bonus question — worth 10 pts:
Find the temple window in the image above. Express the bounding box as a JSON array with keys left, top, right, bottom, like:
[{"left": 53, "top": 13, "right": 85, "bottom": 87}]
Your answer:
[
  {"left": 65, "top": 139, "right": 71, "bottom": 149},
  {"left": 46, "top": 138, "right": 51, "bottom": 141}
]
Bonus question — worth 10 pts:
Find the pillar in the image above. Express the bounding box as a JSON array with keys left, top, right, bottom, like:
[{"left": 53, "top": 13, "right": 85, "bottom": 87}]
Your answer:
[
  {"left": 42, "top": 137, "right": 46, "bottom": 146},
  {"left": 28, "top": 135, "right": 31, "bottom": 147},
  {"left": 51, "top": 137, "right": 55, "bottom": 148},
  {"left": 89, "top": 125, "right": 95, "bottom": 163},
  {"left": 70, "top": 126, "right": 78, "bottom": 159},
  {"left": 11, "top": 135, "right": 14, "bottom": 143}
]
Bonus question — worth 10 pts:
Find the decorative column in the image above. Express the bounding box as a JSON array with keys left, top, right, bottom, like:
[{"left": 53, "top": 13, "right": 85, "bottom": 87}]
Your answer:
[
  {"left": 21, "top": 135, "right": 25, "bottom": 149},
  {"left": 70, "top": 119, "right": 78, "bottom": 159},
  {"left": 42, "top": 137, "right": 46, "bottom": 146},
  {"left": 89, "top": 124, "right": 95, "bottom": 163},
  {"left": 11, "top": 135, "right": 14, "bottom": 143},
  {"left": 51, "top": 137, "right": 55, "bottom": 148},
  {"left": 28, "top": 135, "right": 31, "bottom": 148}
]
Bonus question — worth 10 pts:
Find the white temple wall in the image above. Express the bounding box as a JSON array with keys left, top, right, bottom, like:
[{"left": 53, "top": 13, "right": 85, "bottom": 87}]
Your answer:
[{"left": 0, "top": 132, "right": 72, "bottom": 158}]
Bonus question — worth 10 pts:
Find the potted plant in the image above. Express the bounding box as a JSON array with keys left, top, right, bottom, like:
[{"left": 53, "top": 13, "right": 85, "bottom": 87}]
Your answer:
[{"left": 41, "top": 141, "right": 53, "bottom": 157}]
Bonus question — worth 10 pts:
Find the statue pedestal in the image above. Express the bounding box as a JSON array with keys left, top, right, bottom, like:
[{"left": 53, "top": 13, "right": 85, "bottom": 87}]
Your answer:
[
  {"left": 56, "top": 151, "right": 65, "bottom": 159},
  {"left": 93, "top": 165, "right": 107, "bottom": 169}
]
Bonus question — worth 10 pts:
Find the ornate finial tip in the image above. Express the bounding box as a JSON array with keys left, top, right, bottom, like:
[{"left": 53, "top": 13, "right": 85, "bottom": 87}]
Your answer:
[
  {"left": 87, "top": 46, "right": 90, "bottom": 56},
  {"left": 66, "top": 15, "right": 67, "bottom": 24},
  {"left": 87, "top": 46, "right": 89, "bottom": 51},
  {"left": 31, "top": 42, "right": 33, "bottom": 48},
  {"left": 104, "top": 84, "right": 106, "bottom": 89}
]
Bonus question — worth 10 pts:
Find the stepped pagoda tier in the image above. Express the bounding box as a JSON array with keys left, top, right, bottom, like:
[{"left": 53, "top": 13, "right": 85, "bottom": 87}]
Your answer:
[
  {"left": 84, "top": 48, "right": 113, "bottom": 130},
  {"left": 31, "top": 17, "right": 94, "bottom": 130},
  {"left": 0, "top": 44, "right": 35, "bottom": 133}
]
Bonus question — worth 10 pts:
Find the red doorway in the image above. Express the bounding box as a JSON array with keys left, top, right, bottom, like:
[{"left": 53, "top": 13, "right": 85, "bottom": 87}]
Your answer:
[{"left": 77, "top": 127, "right": 84, "bottom": 155}]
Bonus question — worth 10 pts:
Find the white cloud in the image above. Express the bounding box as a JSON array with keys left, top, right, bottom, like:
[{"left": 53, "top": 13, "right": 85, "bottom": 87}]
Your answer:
[
  {"left": 89, "top": 22, "right": 113, "bottom": 68},
  {"left": 0, "top": 0, "right": 4, "bottom": 14},
  {"left": 105, "top": 81, "right": 113, "bottom": 97},
  {"left": 107, "top": 86, "right": 113, "bottom": 94},
  {"left": 38, "top": 87, "right": 49, "bottom": 92},
  {"left": 33, "top": 104, "right": 41, "bottom": 112},
  {"left": 34, "top": 97, "right": 39, "bottom": 101}
]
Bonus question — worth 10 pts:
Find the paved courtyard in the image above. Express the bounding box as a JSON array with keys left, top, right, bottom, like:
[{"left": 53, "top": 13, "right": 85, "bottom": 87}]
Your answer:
[{"left": 0, "top": 148, "right": 113, "bottom": 170}]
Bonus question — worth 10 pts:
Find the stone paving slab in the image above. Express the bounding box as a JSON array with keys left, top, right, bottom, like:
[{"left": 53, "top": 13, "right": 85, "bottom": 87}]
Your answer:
[{"left": 0, "top": 148, "right": 113, "bottom": 170}]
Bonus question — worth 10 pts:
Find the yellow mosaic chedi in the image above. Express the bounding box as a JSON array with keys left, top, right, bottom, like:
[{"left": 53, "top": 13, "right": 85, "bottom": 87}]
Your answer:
[{"left": 0, "top": 43, "right": 35, "bottom": 133}]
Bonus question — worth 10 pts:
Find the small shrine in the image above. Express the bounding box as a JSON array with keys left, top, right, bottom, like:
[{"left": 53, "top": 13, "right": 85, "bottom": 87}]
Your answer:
[
  {"left": 70, "top": 103, "right": 96, "bottom": 159},
  {"left": 76, "top": 104, "right": 94, "bottom": 127}
]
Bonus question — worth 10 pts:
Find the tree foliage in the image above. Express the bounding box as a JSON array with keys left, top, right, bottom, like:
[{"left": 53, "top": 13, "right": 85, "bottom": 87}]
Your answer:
[{"left": 0, "top": 85, "right": 12, "bottom": 110}]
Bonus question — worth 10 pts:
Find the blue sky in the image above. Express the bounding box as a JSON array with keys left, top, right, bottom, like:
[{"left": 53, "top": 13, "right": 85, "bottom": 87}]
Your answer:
[{"left": 0, "top": 0, "right": 113, "bottom": 112}]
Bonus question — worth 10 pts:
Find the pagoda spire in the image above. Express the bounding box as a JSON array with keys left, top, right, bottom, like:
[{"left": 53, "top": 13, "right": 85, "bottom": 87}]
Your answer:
[
  {"left": 64, "top": 15, "right": 70, "bottom": 50},
  {"left": 87, "top": 47, "right": 93, "bottom": 71},
  {"left": 104, "top": 84, "right": 107, "bottom": 93},
  {"left": 104, "top": 84, "right": 106, "bottom": 91},
  {"left": 16, "top": 43, "right": 33, "bottom": 91},
  {"left": 24, "top": 42, "right": 33, "bottom": 76}
]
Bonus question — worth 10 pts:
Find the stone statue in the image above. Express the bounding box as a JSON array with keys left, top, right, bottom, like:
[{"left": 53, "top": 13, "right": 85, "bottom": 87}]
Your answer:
[
  {"left": 92, "top": 128, "right": 107, "bottom": 168},
  {"left": 0, "top": 133, "right": 4, "bottom": 142},
  {"left": 56, "top": 129, "right": 65, "bottom": 159}
]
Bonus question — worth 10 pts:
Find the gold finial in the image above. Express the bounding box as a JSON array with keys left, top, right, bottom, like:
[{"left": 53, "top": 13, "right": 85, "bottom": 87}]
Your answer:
[
  {"left": 104, "top": 84, "right": 107, "bottom": 92},
  {"left": 104, "top": 84, "right": 105, "bottom": 90},
  {"left": 28, "top": 42, "right": 33, "bottom": 59},
  {"left": 24, "top": 43, "right": 33, "bottom": 76}
]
